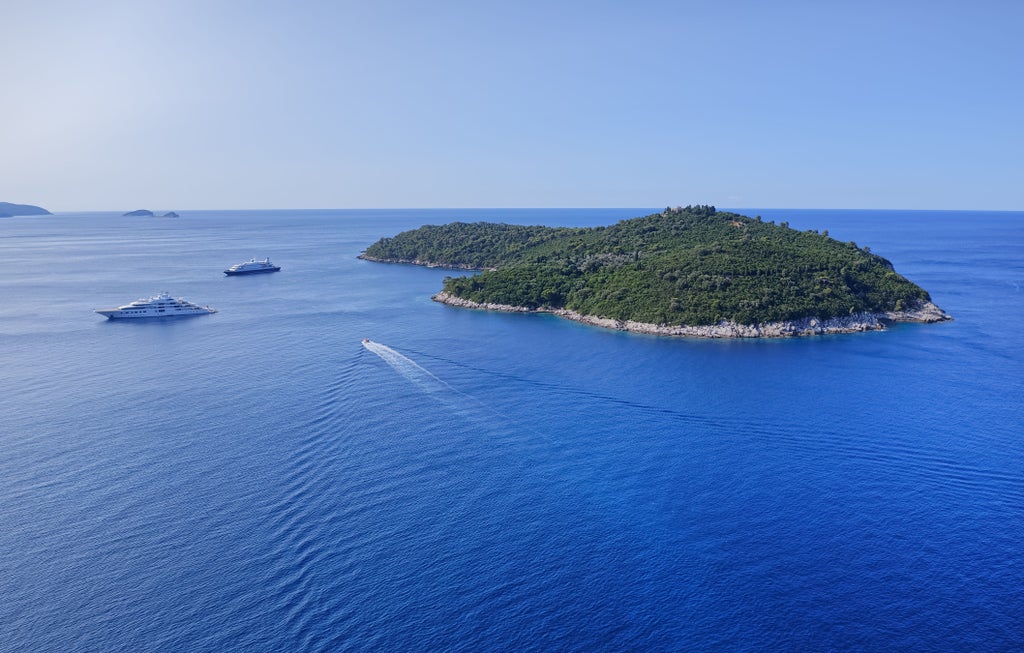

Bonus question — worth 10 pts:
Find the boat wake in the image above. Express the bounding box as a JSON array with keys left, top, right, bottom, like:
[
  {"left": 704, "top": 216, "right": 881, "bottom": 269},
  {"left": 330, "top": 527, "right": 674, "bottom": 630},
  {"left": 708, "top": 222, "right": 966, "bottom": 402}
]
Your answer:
[
  {"left": 362, "top": 340, "right": 454, "bottom": 396},
  {"left": 361, "top": 339, "right": 552, "bottom": 437}
]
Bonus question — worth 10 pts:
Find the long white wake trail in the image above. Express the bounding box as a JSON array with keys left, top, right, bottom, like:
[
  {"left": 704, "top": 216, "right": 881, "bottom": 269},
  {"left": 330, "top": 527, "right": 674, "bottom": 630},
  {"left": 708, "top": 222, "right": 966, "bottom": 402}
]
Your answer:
[
  {"left": 361, "top": 340, "right": 561, "bottom": 449},
  {"left": 362, "top": 340, "right": 453, "bottom": 395}
]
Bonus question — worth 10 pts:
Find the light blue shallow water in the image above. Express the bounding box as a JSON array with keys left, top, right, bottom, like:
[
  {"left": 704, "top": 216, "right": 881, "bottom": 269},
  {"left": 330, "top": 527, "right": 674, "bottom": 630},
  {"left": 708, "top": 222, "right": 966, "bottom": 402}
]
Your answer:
[{"left": 1, "top": 208, "right": 1021, "bottom": 652}]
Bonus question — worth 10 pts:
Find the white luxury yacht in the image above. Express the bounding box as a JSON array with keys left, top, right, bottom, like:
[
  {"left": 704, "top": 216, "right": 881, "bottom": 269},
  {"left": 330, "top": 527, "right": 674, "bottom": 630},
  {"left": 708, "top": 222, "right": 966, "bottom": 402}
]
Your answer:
[
  {"left": 224, "top": 258, "right": 281, "bottom": 275},
  {"left": 95, "top": 292, "right": 217, "bottom": 319}
]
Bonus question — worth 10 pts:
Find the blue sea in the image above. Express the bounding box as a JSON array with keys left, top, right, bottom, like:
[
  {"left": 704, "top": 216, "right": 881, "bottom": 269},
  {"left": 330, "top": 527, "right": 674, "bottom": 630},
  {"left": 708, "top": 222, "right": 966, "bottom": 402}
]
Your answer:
[{"left": 1, "top": 208, "right": 1021, "bottom": 652}]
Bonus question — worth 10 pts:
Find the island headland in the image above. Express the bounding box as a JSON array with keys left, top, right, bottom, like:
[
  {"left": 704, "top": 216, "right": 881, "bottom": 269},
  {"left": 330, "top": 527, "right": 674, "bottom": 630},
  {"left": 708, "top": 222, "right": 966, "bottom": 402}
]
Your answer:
[
  {"left": 360, "top": 206, "right": 952, "bottom": 338},
  {"left": 0, "top": 202, "right": 51, "bottom": 216}
]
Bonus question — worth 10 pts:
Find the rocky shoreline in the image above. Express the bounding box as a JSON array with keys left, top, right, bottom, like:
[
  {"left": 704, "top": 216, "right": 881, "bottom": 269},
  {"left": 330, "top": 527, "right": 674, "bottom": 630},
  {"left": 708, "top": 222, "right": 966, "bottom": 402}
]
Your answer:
[
  {"left": 432, "top": 292, "right": 951, "bottom": 338},
  {"left": 357, "top": 254, "right": 485, "bottom": 270}
]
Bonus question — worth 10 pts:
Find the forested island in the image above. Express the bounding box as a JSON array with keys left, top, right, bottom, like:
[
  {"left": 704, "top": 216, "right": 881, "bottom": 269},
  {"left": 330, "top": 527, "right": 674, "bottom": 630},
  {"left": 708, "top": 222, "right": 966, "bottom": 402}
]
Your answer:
[{"left": 360, "top": 206, "right": 951, "bottom": 337}]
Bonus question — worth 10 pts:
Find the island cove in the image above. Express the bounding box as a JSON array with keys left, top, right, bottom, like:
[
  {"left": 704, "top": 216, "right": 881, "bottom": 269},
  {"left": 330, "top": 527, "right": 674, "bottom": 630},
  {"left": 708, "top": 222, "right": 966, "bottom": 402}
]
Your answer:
[{"left": 359, "top": 206, "right": 951, "bottom": 338}]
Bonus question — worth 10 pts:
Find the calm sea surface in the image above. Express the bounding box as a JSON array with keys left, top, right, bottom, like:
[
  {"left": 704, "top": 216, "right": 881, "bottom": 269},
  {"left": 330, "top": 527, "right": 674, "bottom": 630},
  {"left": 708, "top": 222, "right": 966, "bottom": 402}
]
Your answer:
[{"left": 1, "top": 208, "right": 1021, "bottom": 652}]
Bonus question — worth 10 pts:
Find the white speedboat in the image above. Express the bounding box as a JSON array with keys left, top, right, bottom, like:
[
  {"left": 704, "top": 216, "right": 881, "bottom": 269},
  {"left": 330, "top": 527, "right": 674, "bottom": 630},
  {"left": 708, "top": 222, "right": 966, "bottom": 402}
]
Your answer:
[
  {"left": 224, "top": 258, "right": 281, "bottom": 275},
  {"left": 95, "top": 292, "right": 217, "bottom": 319}
]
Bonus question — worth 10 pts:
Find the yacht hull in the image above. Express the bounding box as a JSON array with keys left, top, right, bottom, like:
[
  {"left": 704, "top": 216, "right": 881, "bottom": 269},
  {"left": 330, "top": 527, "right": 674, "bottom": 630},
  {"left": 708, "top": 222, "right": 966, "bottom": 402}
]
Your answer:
[
  {"left": 224, "top": 267, "right": 280, "bottom": 276},
  {"left": 97, "top": 309, "right": 216, "bottom": 319}
]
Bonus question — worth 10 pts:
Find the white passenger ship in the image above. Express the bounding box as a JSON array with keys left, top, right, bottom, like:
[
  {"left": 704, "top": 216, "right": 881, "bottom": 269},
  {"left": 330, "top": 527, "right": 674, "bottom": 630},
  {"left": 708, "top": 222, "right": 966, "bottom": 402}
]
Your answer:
[
  {"left": 224, "top": 258, "right": 281, "bottom": 275},
  {"left": 95, "top": 292, "right": 217, "bottom": 319}
]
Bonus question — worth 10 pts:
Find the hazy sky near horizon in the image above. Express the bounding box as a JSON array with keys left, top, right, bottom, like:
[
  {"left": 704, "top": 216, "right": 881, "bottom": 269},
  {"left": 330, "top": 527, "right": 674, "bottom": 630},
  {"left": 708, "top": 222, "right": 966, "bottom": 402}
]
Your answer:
[{"left": 2, "top": 0, "right": 1021, "bottom": 211}]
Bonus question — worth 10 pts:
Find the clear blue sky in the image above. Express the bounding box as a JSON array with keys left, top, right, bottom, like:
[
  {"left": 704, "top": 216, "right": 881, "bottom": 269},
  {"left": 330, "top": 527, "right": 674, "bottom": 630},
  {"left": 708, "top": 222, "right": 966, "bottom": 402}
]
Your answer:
[{"left": 2, "top": 0, "right": 1021, "bottom": 211}]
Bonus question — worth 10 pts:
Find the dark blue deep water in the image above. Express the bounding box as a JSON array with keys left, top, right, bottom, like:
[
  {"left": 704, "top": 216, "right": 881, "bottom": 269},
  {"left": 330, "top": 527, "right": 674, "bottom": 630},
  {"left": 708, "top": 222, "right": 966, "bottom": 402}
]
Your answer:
[{"left": 1, "top": 208, "right": 1021, "bottom": 652}]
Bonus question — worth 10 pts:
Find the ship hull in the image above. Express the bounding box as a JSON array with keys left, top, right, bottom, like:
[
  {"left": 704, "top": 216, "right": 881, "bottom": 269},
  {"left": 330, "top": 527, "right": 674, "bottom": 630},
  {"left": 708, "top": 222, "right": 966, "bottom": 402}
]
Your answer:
[
  {"left": 224, "top": 267, "right": 280, "bottom": 276},
  {"left": 97, "top": 309, "right": 216, "bottom": 319}
]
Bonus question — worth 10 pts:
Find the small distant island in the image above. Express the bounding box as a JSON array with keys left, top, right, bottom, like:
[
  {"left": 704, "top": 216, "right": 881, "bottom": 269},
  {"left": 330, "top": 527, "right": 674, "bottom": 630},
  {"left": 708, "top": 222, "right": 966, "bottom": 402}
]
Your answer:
[
  {"left": 360, "top": 206, "right": 951, "bottom": 338},
  {"left": 123, "top": 209, "right": 179, "bottom": 217},
  {"left": 0, "top": 202, "right": 51, "bottom": 216}
]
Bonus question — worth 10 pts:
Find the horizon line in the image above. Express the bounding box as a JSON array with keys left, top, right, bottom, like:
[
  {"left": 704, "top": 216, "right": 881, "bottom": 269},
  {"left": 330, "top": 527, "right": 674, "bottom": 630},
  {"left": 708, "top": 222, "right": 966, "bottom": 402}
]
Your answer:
[{"left": 36, "top": 205, "right": 1024, "bottom": 214}]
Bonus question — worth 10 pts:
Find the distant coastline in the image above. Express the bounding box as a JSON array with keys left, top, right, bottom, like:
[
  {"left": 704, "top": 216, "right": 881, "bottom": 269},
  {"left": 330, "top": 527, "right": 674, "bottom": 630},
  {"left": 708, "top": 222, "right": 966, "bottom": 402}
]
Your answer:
[
  {"left": 0, "top": 202, "right": 51, "bottom": 216},
  {"left": 432, "top": 292, "right": 950, "bottom": 338}
]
